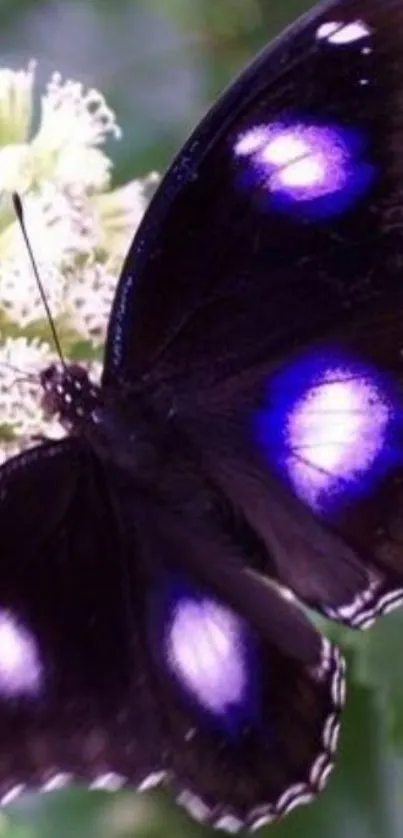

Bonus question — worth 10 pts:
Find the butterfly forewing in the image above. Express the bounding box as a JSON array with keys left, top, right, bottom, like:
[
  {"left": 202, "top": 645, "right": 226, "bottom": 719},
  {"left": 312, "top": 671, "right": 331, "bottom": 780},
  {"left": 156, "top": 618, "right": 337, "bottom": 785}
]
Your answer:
[
  {"left": 104, "top": 0, "right": 401, "bottom": 387},
  {"left": 104, "top": 0, "right": 403, "bottom": 629}
]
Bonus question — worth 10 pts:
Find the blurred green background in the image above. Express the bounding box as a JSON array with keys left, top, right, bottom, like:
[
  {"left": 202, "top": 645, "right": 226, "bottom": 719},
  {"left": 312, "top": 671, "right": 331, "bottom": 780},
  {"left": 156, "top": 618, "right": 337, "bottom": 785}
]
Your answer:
[{"left": 1, "top": 0, "right": 403, "bottom": 837}]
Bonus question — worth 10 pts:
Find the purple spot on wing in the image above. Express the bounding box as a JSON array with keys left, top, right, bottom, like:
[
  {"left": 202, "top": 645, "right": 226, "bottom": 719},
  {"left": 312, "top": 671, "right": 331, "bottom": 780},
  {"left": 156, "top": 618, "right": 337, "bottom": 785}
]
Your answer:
[
  {"left": 255, "top": 351, "right": 403, "bottom": 515},
  {"left": 0, "top": 610, "right": 42, "bottom": 698},
  {"left": 167, "top": 598, "right": 247, "bottom": 715},
  {"left": 152, "top": 575, "right": 261, "bottom": 736},
  {"left": 286, "top": 366, "right": 389, "bottom": 510},
  {"left": 234, "top": 121, "right": 375, "bottom": 218}
]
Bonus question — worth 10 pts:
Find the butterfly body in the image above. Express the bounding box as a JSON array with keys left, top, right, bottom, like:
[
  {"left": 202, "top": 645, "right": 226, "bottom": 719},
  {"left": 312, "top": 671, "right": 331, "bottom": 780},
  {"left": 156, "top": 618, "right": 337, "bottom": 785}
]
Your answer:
[
  {"left": 4, "top": 0, "right": 403, "bottom": 829},
  {"left": 40, "top": 363, "right": 162, "bottom": 478}
]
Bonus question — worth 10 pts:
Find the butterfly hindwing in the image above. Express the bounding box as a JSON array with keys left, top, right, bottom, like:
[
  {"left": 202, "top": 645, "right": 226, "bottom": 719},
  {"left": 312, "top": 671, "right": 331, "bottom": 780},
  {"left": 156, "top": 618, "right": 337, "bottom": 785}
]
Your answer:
[
  {"left": 119, "top": 503, "right": 345, "bottom": 830},
  {"left": 0, "top": 443, "right": 345, "bottom": 829},
  {"left": 0, "top": 441, "right": 165, "bottom": 796},
  {"left": 103, "top": 0, "right": 403, "bottom": 627}
]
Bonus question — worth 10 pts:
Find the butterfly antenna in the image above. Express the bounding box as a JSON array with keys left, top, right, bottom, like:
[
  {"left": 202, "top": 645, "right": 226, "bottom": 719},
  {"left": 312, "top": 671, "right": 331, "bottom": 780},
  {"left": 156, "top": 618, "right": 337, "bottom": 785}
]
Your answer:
[{"left": 12, "top": 192, "right": 66, "bottom": 370}]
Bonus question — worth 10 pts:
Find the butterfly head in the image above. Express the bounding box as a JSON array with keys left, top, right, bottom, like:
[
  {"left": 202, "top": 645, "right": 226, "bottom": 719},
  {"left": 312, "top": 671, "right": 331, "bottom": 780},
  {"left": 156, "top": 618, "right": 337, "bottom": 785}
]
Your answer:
[{"left": 40, "top": 363, "right": 101, "bottom": 429}]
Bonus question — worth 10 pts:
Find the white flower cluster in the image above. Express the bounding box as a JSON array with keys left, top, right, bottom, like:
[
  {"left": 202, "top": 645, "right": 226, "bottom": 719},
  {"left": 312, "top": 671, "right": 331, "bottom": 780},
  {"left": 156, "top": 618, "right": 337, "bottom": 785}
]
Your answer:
[
  {"left": 0, "top": 63, "right": 155, "bottom": 453},
  {"left": 0, "top": 337, "right": 61, "bottom": 462},
  {"left": 0, "top": 63, "right": 156, "bottom": 338}
]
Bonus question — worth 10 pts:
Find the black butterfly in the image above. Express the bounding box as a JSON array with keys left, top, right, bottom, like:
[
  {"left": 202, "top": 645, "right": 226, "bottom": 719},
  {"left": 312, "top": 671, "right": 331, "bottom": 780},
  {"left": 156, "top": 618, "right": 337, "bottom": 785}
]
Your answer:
[{"left": 2, "top": 0, "right": 403, "bottom": 829}]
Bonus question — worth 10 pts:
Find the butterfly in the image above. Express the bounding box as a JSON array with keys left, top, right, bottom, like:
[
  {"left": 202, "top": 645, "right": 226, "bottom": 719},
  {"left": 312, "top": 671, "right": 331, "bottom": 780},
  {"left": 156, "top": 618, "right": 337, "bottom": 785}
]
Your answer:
[{"left": 1, "top": 0, "right": 403, "bottom": 830}]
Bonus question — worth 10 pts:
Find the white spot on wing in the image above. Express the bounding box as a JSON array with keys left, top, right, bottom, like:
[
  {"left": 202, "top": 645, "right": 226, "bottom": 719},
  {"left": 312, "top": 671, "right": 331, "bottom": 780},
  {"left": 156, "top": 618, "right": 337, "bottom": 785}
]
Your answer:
[
  {"left": 1, "top": 784, "right": 25, "bottom": 805},
  {"left": 316, "top": 20, "right": 371, "bottom": 44},
  {"left": 167, "top": 598, "right": 247, "bottom": 715},
  {"left": 90, "top": 772, "right": 125, "bottom": 791},
  {"left": 177, "top": 789, "right": 211, "bottom": 822},
  {"left": 214, "top": 814, "right": 244, "bottom": 833},
  {"left": 42, "top": 773, "right": 72, "bottom": 791},
  {"left": 138, "top": 771, "right": 166, "bottom": 791},
  {"left": 0, "top": 610, "right": 42, "bottom": 698}
]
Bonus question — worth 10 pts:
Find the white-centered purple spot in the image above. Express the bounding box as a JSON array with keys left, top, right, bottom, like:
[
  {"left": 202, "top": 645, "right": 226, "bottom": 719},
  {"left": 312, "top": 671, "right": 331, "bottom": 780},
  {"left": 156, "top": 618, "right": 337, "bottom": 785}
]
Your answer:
[
  {"left": 255, "top": 352, "right": 401, "bottom": 515},
  {"left": 315, "top": 20, "right": 371, "bottom": 45},
  {"left": 234, "top": 121, "right": 375, "bottom": 218},
  {"left": 167, "top": 598, "right": 246, "bottom": 715},
  {"left": 286, "top": 366, "right": 389, "bottom": 510},
  {"left": 237, "top": 124, "right": 347, "bottom": 198},
  {"left": 0, "top": 610, "right": 42, "bottom": 697}
]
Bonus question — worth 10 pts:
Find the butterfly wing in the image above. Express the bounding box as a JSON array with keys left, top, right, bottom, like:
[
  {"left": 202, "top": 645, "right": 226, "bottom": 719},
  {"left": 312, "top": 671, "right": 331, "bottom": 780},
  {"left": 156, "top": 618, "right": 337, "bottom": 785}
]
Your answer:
[
  {"left": 103, "top": 0, "right": 403, "bottom": 627},
  {"left": 95, "top": 497, "right": 345, "bottom": 831},
  {"left": 103, "top": 0, "right": 399, "bottom": 386},
  {"left": 0, "top": 440, "right": 165, "bottom": 796},
  {"left": 0, "top": 441, "right": 344, "bottom": 828}
]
